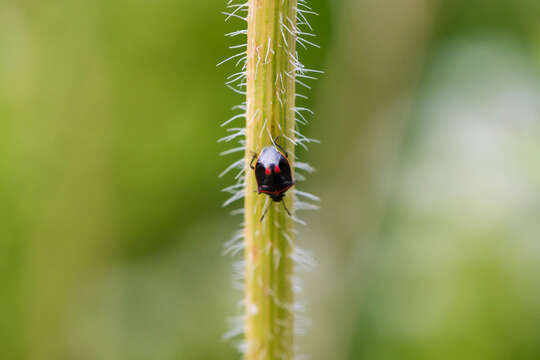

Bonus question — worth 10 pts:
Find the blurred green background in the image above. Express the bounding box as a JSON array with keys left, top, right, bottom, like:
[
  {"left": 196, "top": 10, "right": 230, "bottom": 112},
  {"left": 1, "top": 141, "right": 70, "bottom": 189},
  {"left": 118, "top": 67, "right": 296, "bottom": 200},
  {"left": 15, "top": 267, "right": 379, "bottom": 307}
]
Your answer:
[{"left": 1, "top": 0, "right": 540, "bottom": 359}]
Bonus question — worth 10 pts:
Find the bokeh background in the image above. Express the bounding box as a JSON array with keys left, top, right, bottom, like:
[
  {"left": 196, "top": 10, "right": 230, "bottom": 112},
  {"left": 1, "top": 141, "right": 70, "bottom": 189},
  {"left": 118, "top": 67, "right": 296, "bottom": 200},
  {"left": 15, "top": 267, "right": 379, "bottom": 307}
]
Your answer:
[{"left": 1, "top": 0, "right": 540, "bottom": 359}]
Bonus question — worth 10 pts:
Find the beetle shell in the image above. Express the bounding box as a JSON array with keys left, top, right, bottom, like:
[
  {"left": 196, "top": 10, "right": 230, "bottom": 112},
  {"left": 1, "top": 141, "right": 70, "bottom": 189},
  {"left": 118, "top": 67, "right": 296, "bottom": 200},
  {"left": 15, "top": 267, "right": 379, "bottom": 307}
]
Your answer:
[{"left": 254, "top": 146, "right": 294, "bottom": 202}]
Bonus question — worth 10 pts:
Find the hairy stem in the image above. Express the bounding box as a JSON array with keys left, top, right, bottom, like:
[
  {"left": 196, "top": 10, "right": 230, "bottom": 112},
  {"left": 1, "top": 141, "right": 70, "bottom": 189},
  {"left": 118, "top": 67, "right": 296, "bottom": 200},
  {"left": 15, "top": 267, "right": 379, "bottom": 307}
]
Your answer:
[{"left": 244, "top": 0, "right": 297, "bottom": 359}]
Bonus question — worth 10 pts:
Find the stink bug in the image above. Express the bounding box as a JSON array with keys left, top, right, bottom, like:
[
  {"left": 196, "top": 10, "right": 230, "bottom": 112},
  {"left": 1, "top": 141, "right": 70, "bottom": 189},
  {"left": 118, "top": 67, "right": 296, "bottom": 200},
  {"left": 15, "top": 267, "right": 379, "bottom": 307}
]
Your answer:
[{"left": 250, "top": 141, "right": 295, "bottom": 220}]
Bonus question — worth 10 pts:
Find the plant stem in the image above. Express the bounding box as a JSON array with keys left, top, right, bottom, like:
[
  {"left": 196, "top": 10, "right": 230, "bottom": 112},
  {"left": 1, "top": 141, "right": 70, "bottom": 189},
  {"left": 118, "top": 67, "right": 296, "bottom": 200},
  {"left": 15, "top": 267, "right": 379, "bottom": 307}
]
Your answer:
[{"left": 244, "top": 0, "right": 297, "bottom": 359}]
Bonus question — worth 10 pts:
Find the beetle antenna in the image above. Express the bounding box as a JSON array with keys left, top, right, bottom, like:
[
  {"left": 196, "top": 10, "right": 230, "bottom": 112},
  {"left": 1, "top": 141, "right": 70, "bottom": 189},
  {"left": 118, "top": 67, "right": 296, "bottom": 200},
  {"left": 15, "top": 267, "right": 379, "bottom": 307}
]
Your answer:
[
  {"left": 260, "top": 202, "right": 272, "bottom": 222},
  {"left": 271, "top": 135, "right": 288, "bottom": 158},
  {"left": 282, "top": 201, "right": 292, "bottom": 216}
]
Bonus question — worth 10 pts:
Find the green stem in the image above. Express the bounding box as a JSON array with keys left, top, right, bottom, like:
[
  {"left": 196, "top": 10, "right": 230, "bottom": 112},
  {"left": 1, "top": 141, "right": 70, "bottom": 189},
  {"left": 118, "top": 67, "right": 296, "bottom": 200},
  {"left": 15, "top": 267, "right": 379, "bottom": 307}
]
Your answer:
[{"left": 244, "top": 0, "right": 297, "bottom": 359}]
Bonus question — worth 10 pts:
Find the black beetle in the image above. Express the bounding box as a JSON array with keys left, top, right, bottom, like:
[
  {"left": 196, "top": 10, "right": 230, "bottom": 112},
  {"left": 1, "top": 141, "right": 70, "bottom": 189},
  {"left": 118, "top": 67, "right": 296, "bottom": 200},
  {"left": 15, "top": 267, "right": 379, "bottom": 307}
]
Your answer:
[{"left": 250, "top": 142, "right": 295, "bottom": 220}]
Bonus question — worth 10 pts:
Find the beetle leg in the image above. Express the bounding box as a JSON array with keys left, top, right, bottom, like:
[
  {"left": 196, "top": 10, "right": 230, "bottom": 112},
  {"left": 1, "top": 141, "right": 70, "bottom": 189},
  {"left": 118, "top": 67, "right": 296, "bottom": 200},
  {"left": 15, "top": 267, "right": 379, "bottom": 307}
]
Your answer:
[
  {"left": 249, "top": 153, "right": 257, "bottom": 169},
  {"left": 281, "top": 200, "right": 292, "bottom": 216},
  {"left": 260, "top": 202, "right": 272, "bottom": 222}
]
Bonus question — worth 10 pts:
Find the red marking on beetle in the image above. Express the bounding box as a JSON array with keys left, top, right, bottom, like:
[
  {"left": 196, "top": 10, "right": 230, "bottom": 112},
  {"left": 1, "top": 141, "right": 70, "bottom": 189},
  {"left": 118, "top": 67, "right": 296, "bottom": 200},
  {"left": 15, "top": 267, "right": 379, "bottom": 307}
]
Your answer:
[
  {"left": 259, "top": 184, "right": 293, "bottom": 196},
  {"left": 265, "top": 167, "right": 271, "bottom": 175},
  {"left": 274, "top": 165, "right": 280, "bottom": 173}
]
